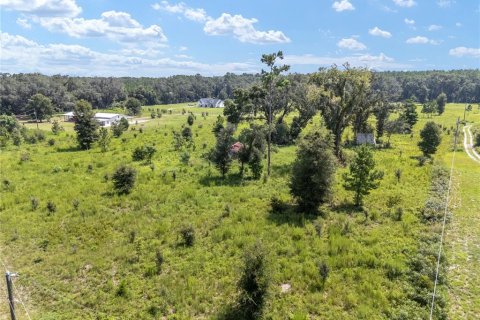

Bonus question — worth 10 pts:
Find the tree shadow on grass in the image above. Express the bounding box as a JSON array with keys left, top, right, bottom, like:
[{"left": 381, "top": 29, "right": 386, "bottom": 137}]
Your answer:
[
  {"left": 198, "top": 173, "right": 244, "bottom": 187},
  {"left": 216, "top": 303, "right": 244, "bottom": 320},
  {"left": 56, "top": 145, "right": 81, "bottom": 153},
  {"left": 216, "top": 302, "right": 263, "bottom": 320},
  {"left": 331, "top": 201, "right": 366, "bottom": 219},
  {"left": 266, "top": 199, "right": 318, "bottom": 227},
  {"left": 270, "top": 163, "right": 291, "bottom": 177}
]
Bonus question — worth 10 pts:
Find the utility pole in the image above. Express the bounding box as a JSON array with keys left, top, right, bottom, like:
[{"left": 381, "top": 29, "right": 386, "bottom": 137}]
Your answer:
[
  {"left": 454, "top": 117, "right": 460, "bottom": 148},
  {"left": 5, "top": 271, "right": 17, "bottom": 320},
  {"left": 34, "top": 109, "right": 39, "bottom": 130}
]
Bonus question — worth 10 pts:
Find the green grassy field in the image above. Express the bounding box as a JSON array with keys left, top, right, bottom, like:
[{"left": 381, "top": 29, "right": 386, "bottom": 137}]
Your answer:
[{"left": 0, "top": 103, "right": 478, "bottom": 319}]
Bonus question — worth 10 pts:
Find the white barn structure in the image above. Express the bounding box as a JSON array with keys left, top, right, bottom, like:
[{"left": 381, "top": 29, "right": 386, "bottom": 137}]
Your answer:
[
  {"left": 197, "top": 98, "right": 224, "bottom": 108},
  {"left": 63, "top": 112, "right": 129, "bottom": 127}
]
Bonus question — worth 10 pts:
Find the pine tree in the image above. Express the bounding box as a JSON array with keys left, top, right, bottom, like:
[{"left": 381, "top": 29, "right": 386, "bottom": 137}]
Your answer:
[
  {"left": 97, "top": 127, "right": 111, "bottom": 152},
  {"left": 290, "top": 130, "right": 337, "bottom": 211},
  {"left": 343, "top": 146, "right": 383, "bottom": 207},
  {"left": 73, "top": 100, "right": 98, "bottom": 150},
  {"left": 436, "top": 92, "right": 447, "bottom": 115},
  {"left": 401, "top": 99, "right": 418, "bottom": 131},
  {"left": 209, "top": 126, "right": 235, "bottom": 177},
  {"left": 418, "top": 121, "right": 442, "bottom": 157}
]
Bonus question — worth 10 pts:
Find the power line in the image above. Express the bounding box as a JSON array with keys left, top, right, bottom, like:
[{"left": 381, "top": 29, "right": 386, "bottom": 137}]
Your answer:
[
  {"left": 23, "top": 275, "right": 103, "bottom": 319},
  {"left": 11, "top": 279, "right": 32, "bottom": 320},
  {"left": 429, "top": 117, "right": 460, "bottom": 320}
]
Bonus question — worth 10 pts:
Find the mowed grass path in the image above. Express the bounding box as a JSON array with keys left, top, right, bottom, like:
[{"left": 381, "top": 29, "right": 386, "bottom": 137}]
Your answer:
[
  {"left": 0, "top": 103, "right": 478, "bottom": 319},
  {"left": 446, "top": 115, "right": 480, "bottom": 318}
]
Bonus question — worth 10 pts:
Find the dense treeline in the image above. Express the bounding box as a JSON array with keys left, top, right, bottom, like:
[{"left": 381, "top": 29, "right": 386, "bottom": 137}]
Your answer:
[{"left": 1, "top": 70, "right": 478, "bottom": 115}]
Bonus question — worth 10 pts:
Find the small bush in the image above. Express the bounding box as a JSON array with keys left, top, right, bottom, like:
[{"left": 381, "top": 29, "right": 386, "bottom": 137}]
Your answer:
[
  {"left": 116, "top": 280, "right": 128, "bottom": 297},
  {"left": 313, "top": 219, "right": 323, "bottom": 237},
  {"left": 20, "top": 153, "right": 30, "bottom": 162},
  {"left": 418, "top": 156, "right": 428, "bottom": 166},
  {"left": 112, "top": 165, "right": 137, "bottom": 195},
  {"left": 238, "top": 242, "right": 269, "bottom": 319},
  {"left": 180, "top": 226, "right": 195, "bottom": 246},
  {"left": 187, "top": 114, "right": 194, "bottom": 126},
  {"left": 395, "top": 168, "right": 402, "bottom": 183},
  {"left": 72, "top": 199, "right": 80, "bottom": 210},
  {"left": 48, "top": 138, "right": 55, "bottom": 146},
  {"left": 318, "top": 260, "right": 329, "bottom": 284},
  {"left": 155, "top": 250, "right": 164, "bottom": 274},
  {"left": 31, "top": 197, "right": 39, "bottom": 211},
  {"left": 270, "top": 196, "right": 288, "bottom": 213},
  {"left": 46, "top": 201, "right": 56, "bottom": 214},
  {"left": 394, "top": 207, "right": 403, "bottom": 221},
  {"left": 132, "top": 145, "right": 156, "bottom": 163}
]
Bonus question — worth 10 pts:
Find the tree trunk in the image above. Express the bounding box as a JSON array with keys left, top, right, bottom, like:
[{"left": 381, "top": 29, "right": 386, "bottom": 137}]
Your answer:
[
  {"left": 334, "top": 130, "right": 342, "bottom": 160},
  {"left": 267, "top": 102, "right": 272, "bottom": 176}
]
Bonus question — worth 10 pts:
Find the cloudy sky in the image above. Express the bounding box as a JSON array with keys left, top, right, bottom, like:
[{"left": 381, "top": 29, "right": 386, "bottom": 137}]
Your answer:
[{"left": 0, "top": 0, "right": 479, "bottom": 76}]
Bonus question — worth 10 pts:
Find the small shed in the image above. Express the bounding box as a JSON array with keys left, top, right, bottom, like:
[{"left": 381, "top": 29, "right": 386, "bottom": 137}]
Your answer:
[
  {"left": 63, "top": 111, "right": 75, "bottom": 122},
  {"left": 356, "top": 133, "right": 376, "bottom": 145},
  {"left": 229, "top": 142, "right": 244, "bottom": 157}
]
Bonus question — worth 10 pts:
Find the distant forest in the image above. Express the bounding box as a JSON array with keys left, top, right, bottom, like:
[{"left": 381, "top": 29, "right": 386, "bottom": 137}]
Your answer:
[{"left": 1, "top": 70, "right": 479, "bottom": 115}]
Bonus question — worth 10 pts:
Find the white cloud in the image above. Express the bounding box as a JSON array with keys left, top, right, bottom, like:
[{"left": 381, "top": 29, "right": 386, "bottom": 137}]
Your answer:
[
  {"left": 393, "top": 0, "right": 416, "bottom": 7},
  {"left": 455, "top": 22, "right": 462, "bottom": 27},
  {"left": 0, "top": 32, "right": 257, "bottom": 76},
  {"left": 0, "top": 0, "right": 81, "bottom": 17},
  {"left": 16, "top": 17, "right": 31, "bottom": 28},
  {"left": 358, "top": 53, "right": 394, "bottom": 62},
  {"left": 152, "top": 1, "right": 207, "bottom": 22},
  {"left": 175, "top": 54, "right": 192, "bottom": 59},
  {"left": 404, "top": 18, "right": 415, "bottom": 25},
  {"left": 406, "top": 36, "right": 440, "bottom": 45},
  {"left": 337, "top": 38, "right": 367, "bottom": 50},
  {"left": 204, "top": 13, "right": 290, "bottom": 44},
  {"left": 179, "top": 46, "right": 188, "bottom": 52},
  {"left": 368, "top": 27, "right": 392, "bottom": 38},
  {"left": 283, "top": 53, "right": 409, "bottom": 70},
  {"left": 449, "top": 47, "right": 480, "bottom": 58},
  {"left": 35, "top": 11, "right": 167, "bottom": 45},
  {"left": 437, "top": 0, "right": 455, "bottom": 8},
  {"left": 153, "top": 1, "right": 290, "bottom": 44},
  {"left": 428, "top": 24, "right": 442, "bottom": 31},
  {"left": 332, "top": 0, "right": 355, "bottom": 12}
]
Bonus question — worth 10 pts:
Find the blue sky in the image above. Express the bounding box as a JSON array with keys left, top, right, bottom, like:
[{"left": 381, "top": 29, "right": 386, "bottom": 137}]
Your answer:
[{"left": 0, "top": 0, "right": 479, "bottom": 76}]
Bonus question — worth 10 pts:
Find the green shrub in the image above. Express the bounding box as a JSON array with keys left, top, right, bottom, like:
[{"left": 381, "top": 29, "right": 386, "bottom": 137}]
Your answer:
[
  {"left": 187, "top": 114, "right": 194, "bottom": 126},
  {"left": 290, "top": 130, "right": 336, "bottom": 212},
  {"left": 238, "top": 242, "right": 269, "bottom": 319},
  {"left": 112, "top": 165, "right": 137, "bottom": 195},
  {"left": 318, "top": 260, "right": 329, "bottom": 285},
  {"left": 20, "top": 153, "right": 30, "bottom": 162},
  {"left": 155, "top": 250, "right": 164, "bottom": 274},
  {"left": 31, "top": 197, "right": 39, "bottom": 211},
  {"left": 418, "top": 121, "right": 442, "bottom": 157},
  {"left": 180, "top": 226, "right": 195, "bottom": 246},
  {"left": 116, "top": 280, "right": 129, "bottom": 297},
  {"left": 46, "top": 201, "right": 56, "bottom": 214},
  {"left": 270, "top": 196, "right": 288, "bottom": 213},
  {"left": 132, "top": 145, "right": 156, "bottom": 163}
]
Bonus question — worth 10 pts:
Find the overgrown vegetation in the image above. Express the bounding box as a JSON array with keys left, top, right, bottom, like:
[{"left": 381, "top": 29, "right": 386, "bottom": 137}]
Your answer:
[{"left": 0, "top": 93, "right": 477, "bottom": 318}]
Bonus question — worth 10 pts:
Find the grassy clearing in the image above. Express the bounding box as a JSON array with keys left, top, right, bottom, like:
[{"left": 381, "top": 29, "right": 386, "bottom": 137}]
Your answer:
[
  {"left": 0, "top": 103, "right": 478, "bottom": 319},
  {"left": 445, "top": 111, "right": 480, "bottom": 319}
]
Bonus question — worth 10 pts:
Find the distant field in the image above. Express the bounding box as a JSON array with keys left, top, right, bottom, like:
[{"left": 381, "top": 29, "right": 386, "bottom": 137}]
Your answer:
[{"left": 1, "top": 103, "right": 479, "bottom": 319}]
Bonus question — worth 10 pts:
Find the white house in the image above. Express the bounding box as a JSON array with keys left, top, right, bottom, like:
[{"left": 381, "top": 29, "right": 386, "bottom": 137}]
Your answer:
[
  {"left": 197, "top": 98, "right": 224, "bottom": 108},
  {"left": 356, "top": 133, "right": 376, "bottom": 145},
  {"left": 63, "top": 112, "right": 129, "bottom": 127}
]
